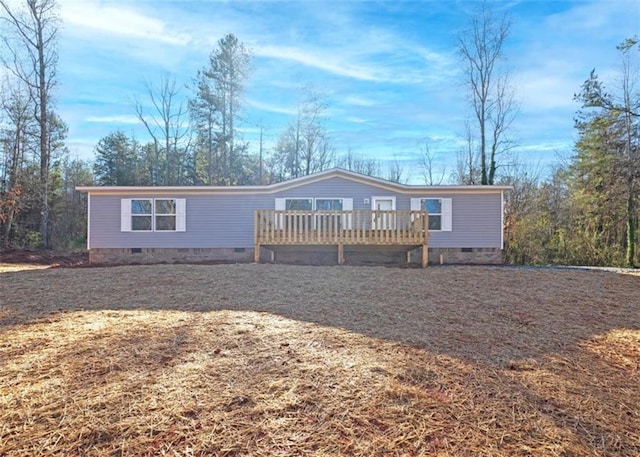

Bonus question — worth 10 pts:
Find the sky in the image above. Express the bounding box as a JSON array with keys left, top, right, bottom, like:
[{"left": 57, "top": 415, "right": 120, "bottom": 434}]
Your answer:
[{"left": 45, "top": 0, "right": 640, "bottom": 183}]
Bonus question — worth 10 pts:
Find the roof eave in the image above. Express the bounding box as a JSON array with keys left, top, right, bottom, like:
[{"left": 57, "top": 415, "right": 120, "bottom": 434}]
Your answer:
[{"left": 75, "top": 168, "right": 513, "bottom": 194}]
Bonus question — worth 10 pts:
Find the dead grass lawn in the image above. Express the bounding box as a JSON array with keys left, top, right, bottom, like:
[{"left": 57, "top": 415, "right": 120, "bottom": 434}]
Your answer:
[{"left": 0, "top": 264, "right": 639, "bottom": 456}]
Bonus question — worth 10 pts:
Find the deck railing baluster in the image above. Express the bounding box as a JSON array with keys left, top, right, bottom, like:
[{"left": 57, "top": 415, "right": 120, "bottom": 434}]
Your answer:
[{"left": 255, "top": 210, "right": 428, "bottom": 249}]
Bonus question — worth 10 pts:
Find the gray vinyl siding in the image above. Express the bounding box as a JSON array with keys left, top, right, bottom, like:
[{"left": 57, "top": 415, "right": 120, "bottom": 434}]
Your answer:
[
  {"left": 89, "top": 194, "right": 269, "bottom": 248},
  {"left": 87, "top": 177, "right": 503, "bottom": 249},
  {"left": 430, "top": 193, "right": 502, "bottom": 248}
]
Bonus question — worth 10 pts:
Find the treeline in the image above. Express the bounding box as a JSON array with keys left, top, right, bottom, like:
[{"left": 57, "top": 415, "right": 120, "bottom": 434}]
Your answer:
[
  {"left": 505, "top": 39, "right": 639, "bottom": 267},
  {"left": 0, "top": 1, "right": 637, "bottom": 266},
  {"left": 92, "top": 34, "right": 386, "bottom": 188}
]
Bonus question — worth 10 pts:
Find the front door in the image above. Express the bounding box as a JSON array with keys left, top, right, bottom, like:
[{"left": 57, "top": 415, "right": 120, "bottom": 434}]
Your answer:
[{"left": 372, "top": 197, "right": 395, "bottom": 229}]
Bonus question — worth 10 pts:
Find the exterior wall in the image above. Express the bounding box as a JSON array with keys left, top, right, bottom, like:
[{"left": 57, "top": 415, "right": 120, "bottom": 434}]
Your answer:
[{"left": 87, "top": 176, "right": 504, "bottom": 251}]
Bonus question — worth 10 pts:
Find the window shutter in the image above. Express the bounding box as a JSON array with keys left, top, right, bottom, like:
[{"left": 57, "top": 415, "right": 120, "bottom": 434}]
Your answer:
[
  {"left": 441, "top": 198, "right": 452, "bottom": 231},
  {"left": 121, "top": 199, "right": 131, "bottom": 232},
  {"left": 176, "top": 198, "right": 186, "bottom": 232},
  {"left": 342, "top": 198, "right": 353, "bottom": 229},
  {"left": 274, "top": 198, "right": 286, "bottom": 229}
]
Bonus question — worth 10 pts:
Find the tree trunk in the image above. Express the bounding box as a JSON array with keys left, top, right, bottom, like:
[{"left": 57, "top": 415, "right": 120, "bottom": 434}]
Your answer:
[
  {"left": 626, "top": 179, "right": 637, "bottom": 267},
  {"left": 37, "top": 10, "right": 50, "bottom": 248}
]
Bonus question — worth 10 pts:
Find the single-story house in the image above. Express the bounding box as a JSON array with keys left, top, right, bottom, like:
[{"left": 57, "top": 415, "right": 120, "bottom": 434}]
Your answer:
[{"left": 76, "top": 168, "right": 511, "bottom": 267}]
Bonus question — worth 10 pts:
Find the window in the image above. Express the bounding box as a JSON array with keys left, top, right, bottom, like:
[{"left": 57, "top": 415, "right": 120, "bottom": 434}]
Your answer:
[
  {"left": 274, "top": 198, "right": 353, "bottom": 229},
  {"left": 121, "top": 198, "right": 186, "bottom": 232},
  {"left": 131, "top": 199, "right": 152, "bottom": 231},
  {"left": 283, "top": 198, "right": 312, "bottom": 230},
  {"left": 155, "top": 199, "right": 176, "bottom": 231},
  {"left": 422, "top": 198, "right": 442, "bottom": 231},
  {"left": 315, "top": 199, "right": 343, "bottom": 210},
  {"left": 316, "top": 199, "right": 343, "bottom": 230},
  {"left": 285, "top": 198, "right": 312, "bottom": 210},
  {"left": 410, "top": 197, "right": 452, "bottom": 231}
]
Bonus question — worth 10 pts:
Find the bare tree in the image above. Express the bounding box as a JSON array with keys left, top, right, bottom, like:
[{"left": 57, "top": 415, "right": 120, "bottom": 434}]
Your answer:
[
  {"left": 273, "top": 87, "right": 332, "bottom": 179},
  {"left": 0, "top": 78, "right": 34, "bottom": 246},
  {"left": 1, "top": 0, "right": 59, "bottom": 247},
  {"left": 453, "top": 122, "right": 479, "bottom": 184},
  {"left": 457, "top": 2, "right": 518, "bottom": 185},
  {"left": 386, "top": 155, "right": 408, "bottom": 184},
  {"left": 337, "top": 147, "right": 381, "bottom": 177},
  {"left": 418, "top": 139, "right": 445, "bottom": 185},
  {"left": 135, "top": 74, "right": 191, "bottom": 185},
  {"left": 298, "top": 89, "right": 331, "bottom": 176}
]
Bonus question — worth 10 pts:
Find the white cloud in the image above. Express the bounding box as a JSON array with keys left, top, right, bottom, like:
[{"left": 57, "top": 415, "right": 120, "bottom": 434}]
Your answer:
[
  {"left": 518, "top": 142, "right": 572, "bottom": 153},
  {"left": 343, "top": 96, "right": 376, "bottom": 107},
  {"left": 246, "top": 99, "right": 297, "bottom": 116},
  {"left": 60, "top": 1, "right": 191, "bottom": 46},
  {"left": 345, "top": 116, "right": 370, "bottom": 124},
  {"left": 516, "top": 70, "right": 579, "bottom": 111},
  {"left": 254, "top": 44, "right": 391, "bottom": 82},
  {"left": 85, "top": 115, "right": 140, "bottom": 124}
]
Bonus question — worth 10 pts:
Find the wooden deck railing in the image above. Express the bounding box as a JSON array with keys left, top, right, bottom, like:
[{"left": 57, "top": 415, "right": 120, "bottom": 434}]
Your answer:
[{"left": 254, "top": 209, "right": 430, "bottom": 266}]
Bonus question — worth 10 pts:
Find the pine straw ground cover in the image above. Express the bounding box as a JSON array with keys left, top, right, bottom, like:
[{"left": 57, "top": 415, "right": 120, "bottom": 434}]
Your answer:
[{"left": 0, "top": 264, "right": 638, "bottom": 456}]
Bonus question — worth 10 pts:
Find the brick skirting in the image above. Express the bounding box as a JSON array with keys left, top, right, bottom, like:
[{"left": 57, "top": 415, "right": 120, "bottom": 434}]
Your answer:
[
  {"left": 423, "top": 247, "right": 503, "bottom": 265},
  {"left": 89, "top": 246, "right": 503, "bottom": 266},
  {"left": 89, "top": 247, "right": 254, "bottom": 265}
]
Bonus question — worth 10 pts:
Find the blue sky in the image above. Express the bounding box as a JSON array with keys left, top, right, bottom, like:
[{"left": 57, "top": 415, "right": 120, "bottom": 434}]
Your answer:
[{"left": 53, "top": 0, "right": 638, "bottom": 183}]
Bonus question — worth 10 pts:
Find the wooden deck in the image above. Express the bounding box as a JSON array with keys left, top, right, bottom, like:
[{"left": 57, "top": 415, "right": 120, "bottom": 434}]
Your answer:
[{"left": 254, "top": 210, "right": 430, "bottom": 267}]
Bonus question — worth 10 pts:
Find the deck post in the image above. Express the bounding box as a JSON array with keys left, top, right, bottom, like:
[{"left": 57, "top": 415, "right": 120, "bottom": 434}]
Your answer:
[
  {"left": 338, "top": 243, "right": 345, "bottom": 265},
  {"left": 407, "top": 250, "right": 411, "bottom": 264},
  {"left": 421, "top": 244, "right": 428, "bottom": 268},
  {"left": 254, "top": 211, "right": 261, "bottom": 264}
]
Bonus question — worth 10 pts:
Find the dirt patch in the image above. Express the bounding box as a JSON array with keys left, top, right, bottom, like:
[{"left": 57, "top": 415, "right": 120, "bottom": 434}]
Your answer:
[
  {"left": 0, "top": 249, "right": 89, "bottom": 270},
  {"left": 1, "top": 265, "right": 639, "bottom": 456}
]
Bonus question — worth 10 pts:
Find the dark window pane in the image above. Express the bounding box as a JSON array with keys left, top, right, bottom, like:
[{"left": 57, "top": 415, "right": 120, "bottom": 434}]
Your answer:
[
  {"left": 156, "top": 199, "right": 176, "bottom": 214},
  {"left": 132, "top": 215, "right": 152, "bottom": 231},
  {"left": 428, "top": 215, "right": 442, "bottom": 230},
  {"left": 316, "top": 199, "right": 342, "bottom": 210},
  {"left": 423, "top": 199, "right": 441, "bottom": 214},
  {"left": 286, "top": 199, "right": 312, "bottom": 210},
  {"left": 132, "top": 199, "right": 152, "bottom": 215},
  {"left": 156, "top": 215, "right": 176, "bottom": 231}
]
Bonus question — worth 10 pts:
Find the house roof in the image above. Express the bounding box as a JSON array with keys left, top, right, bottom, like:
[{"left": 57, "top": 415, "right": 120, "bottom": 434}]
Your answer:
[{"left": 76, "top": 167, "right": 513, "bottom": 195}]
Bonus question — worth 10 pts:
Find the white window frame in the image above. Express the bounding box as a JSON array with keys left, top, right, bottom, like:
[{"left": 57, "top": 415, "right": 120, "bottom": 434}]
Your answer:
[
  {"left": 410, "top": 197, "right": 452, "bottom": 232},
  {"left": 121, "top": 198, "right": 186, "bottom": 232},
  {"left": 314, "top": 198, "right": 349, "bottom": 230},
  {"left": 274, "top": 197, "right": 353, "bottom": 229},
  {"left": 423, "top": 198, "right": 443, "bottom": 231},
  {"left": 130, "top": 198, "right": 153, "bottom": 232},
  {"left": 284, "top": 198, "right": 313, "bottom": 211},
  {"left": 314, "top": 198, "right": 344, "bottom": 211},
  {"left": 155, "top": 199, "right": 178, "bottom": 232}
]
